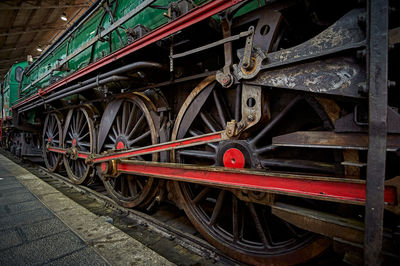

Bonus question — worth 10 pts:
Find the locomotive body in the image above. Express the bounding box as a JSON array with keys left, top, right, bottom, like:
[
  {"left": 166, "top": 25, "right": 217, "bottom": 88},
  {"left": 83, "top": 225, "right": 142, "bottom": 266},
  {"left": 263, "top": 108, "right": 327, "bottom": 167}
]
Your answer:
[
  {"left": 1, "top": 61, "right": 28, "bottom": 119},
  {"left": 1, "top": 0, "right": 400, "bottom": 264}
]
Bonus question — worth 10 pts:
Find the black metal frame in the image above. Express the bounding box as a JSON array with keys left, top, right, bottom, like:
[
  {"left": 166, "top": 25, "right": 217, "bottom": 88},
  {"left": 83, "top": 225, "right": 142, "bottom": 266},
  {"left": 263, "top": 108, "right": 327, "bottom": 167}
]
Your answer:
[{"left": 365, "top": 0, "right": 389, "bottom": 265}]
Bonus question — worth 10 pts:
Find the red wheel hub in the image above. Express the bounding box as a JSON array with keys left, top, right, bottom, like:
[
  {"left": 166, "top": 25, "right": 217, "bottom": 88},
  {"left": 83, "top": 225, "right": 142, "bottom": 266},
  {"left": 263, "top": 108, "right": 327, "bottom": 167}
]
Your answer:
[
  {"left": 48, "top": 137, "right": 51, "bottom": 143},
  {"left": 223, "top": 148, "right": 245, "bottom": 168},
  {"left": 116, "top": 141, "right": 125, "bottom": 150},
  {"left": 72, "top": 138, "right": 77, "bottom": 146}
]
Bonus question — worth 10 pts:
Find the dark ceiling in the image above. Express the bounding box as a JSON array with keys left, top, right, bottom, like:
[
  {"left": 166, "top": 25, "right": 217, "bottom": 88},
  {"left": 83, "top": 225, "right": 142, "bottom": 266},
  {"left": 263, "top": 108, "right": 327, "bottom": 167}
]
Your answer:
[{"left": 0, "top": 0, "right": 94, "bottom": 77}]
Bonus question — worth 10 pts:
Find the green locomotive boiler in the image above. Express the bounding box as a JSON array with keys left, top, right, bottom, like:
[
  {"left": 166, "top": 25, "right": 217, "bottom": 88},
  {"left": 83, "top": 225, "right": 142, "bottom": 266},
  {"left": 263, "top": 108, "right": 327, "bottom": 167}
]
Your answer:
[{"left": 1, "top": 0, "right": 400, "bottom": 264}]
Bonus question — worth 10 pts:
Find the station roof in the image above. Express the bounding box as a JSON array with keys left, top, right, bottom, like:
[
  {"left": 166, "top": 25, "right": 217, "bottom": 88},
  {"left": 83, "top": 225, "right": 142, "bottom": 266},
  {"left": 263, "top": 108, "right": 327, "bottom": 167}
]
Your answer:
[{"left": 0, "top": 0, "right": 94, "bottom": 78}]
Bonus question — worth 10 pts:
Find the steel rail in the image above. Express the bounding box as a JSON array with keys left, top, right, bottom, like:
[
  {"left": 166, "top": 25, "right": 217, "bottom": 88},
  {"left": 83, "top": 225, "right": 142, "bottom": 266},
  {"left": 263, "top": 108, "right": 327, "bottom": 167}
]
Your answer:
[{"left": 13, "top": 0, "right": 245, "bottom": 111}]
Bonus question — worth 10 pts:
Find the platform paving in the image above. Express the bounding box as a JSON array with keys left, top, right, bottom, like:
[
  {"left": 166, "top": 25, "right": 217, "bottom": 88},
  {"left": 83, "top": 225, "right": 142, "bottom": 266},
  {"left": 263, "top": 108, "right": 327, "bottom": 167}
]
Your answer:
[{"left": 0, "top": 154, "right": 174, "bottom": 266}]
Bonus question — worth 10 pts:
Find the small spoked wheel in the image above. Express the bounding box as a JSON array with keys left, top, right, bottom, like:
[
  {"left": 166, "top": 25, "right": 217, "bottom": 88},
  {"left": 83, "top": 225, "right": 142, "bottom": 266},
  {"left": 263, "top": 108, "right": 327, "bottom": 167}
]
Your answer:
[
  {"left": 43, "top": 113, "right": 62, "bottom": 172},
  {"left": 63, "top": 107, "right": 96, "bottom": 185},
  {"left": 98, "top": 95, "right": 160, "bottom": 208},
  {"left": 172, "top": 78, "right": 334, "bottom": 264}
]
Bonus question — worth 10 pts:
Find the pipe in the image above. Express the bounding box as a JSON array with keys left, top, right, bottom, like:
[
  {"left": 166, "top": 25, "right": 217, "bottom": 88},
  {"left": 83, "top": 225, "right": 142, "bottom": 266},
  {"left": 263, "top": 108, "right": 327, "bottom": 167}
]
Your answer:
[
  {"left": 19, "top": 75, "right": 129, "bottom": 113},
  {"left": 19, "top": 61, "right": 164, "bottom": 112}
]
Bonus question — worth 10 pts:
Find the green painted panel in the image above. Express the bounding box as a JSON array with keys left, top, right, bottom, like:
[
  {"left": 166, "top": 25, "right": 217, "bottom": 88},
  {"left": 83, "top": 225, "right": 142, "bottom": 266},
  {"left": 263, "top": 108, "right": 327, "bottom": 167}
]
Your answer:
[
  {"left": 17, "top": 0, "right": 263, "bottom": 102},
  {"left": 1, "top": 61, "right": 28, "bottom": 116}
]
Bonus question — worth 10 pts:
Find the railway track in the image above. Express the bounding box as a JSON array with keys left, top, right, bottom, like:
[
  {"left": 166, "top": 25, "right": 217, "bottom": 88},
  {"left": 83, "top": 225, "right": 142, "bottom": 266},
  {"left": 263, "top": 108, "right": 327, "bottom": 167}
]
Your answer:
[{"left": 0, "top": 150, "right": 241, "bottom": 265}]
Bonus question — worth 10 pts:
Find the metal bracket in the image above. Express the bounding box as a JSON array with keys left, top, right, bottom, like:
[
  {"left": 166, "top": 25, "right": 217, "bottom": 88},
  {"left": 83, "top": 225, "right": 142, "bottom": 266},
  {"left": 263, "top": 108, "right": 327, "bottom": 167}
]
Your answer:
[
  {"left": 236, "top": 84, "right": 262, "bottom": 135},
  {"left": 242, "top": 26, "right": 255, "bottom": 71}
]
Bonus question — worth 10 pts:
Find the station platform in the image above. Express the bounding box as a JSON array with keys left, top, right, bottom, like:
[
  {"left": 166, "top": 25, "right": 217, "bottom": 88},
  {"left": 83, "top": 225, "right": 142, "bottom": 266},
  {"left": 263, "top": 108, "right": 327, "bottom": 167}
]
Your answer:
[{"left": 0, "top": 154, "right": 174, "bottom": 265}]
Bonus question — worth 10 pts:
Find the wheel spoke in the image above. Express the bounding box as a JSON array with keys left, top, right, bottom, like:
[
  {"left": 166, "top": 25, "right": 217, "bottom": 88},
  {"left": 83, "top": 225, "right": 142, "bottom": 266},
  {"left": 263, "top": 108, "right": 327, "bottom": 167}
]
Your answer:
[
  {"left": 71, "top": 111, "right": 77, "bottom": 133},
  {"left": 177, "top": 149, "right": 216, "bottom": 160},
  {"left": 104, "top": 143, "right": 115, "bottom": 149},
  {"left": 77, "top": 111, "right": 84, "bottom": 132},
  {"left": 200, "top": 112, "right": 217, "bottom": 132},
  {"left": 209, "top": 190, "right": 226, "bottom": 226},
  {"left": 127, "top": 113, "right": 145, "bottom": 139},
  {"left": 188, "top": 129, "right": 217, "bottom": 150},
  {"left": 111, "top": 125, "right": 118, "bottom": 140},
  {"left": 78, "top": 121, "right": 88, "bottom": 137},
  {"left": 121, "top": 176, "right": 128, "bottom": 196},
  {"left": 247, "top": 202, "right": 270, "bottom": 248},
  {"left": 125, "top": 104, "right": 137, "bottom": 135},
  {"left": 122, "top": 102, "right": 129, "bottom": 134},
  {"left": 192, "top": 187, "right": 210, "bottom": 204},
  {"left": 67, "top": 132, "right": 74, "bottom": 144},
  {"left": 260, "top": 158, "right": 336, "bottom": 173},
  {"left": 128, "top": 176, "right": 138, "bottom": 196},
  {"left": 128, "top": 130, "right": 150, "bottom": 146},
  {"left": 79, "top": 142, "right": 91, "bottom": 148},
  {"left": 50, "top": 118, "right": 56, "bottom": 134},
  {"left": 116, "top": 116, "right": 122, "bottom": 134},
  {"left": 232, "top": 195, "right": 239, "bottom": 243},
  {"left": 78, "top": 131, "right": 90, "bottom": 141},
  {"left": 136, "top": 178, "right": 144, "bottom": 190},
  {"left": 213, "top": 89, "right": 227, "bottom": 128},
  {"left": 249, "top": 96, "right": 302, "bottom": 146},
  {"left": 255, "top": 145, "right": 276, "bottom": 154}
]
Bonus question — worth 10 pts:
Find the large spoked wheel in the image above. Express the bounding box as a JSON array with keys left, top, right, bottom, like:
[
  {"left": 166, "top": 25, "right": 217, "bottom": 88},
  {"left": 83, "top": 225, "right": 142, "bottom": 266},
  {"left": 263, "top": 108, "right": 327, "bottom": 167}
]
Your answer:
[
  {"left": 43, "top": 113, "right": 62, "bottom": 172},
  {"left": 98, "top": 95, "right": 160, "bottom": 208},
  {"left": 172, "top": 78, "right": 335, "bottom": 265},
  {"left": 63, "top": 107, "right": 96, "bottom": 185}
]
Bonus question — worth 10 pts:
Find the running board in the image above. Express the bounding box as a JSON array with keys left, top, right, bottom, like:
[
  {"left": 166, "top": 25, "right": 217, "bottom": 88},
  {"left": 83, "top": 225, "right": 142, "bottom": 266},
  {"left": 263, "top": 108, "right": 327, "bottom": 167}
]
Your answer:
[
  {"left": 271, "top": 202, "right": 365, "bottom": 243},
  {"left": 271, "top": 202, "right": 396, "bottom": 253},
  {"left": 272, "top": 131, "right": 400, "bottom": 151},
  {"left": 100, "top": 159, "right": 400, "bottom": 214}
]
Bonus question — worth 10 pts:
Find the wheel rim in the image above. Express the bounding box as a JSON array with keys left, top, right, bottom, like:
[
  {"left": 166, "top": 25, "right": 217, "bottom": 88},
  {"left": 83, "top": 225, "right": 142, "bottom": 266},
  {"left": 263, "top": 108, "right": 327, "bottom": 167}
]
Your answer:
[
  {"left": 99, "top": 95, "right": 159, "bottom": 208},
  {"left": 172, "top": 78, "right": 334, "bottom": 264},
  {"left": 63, "top": 108, "right": 95, "bottom": 185},
  {"left": 43, "top": 113, "right": 62, "bottom": 172}
]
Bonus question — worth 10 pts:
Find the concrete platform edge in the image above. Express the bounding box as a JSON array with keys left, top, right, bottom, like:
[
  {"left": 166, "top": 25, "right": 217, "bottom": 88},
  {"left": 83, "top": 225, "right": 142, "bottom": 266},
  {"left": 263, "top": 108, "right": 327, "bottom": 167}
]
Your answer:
[{"left": 0, "top": 154, "right": 174, "bottom": 266}]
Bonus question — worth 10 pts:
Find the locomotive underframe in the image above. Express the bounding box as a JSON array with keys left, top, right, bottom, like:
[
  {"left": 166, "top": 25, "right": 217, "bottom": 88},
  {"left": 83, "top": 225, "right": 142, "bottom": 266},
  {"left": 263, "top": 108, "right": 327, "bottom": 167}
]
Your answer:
[{"left": 2, "top": 0, "right": 400, "bottom": 264}]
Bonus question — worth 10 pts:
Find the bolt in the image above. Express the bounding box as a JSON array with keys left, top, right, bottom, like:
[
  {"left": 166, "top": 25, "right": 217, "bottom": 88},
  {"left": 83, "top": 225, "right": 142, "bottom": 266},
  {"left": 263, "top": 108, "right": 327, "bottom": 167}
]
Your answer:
[
  {"left": 221, "top": 76, "right": 231, "bottom": 86},
  {"left": 247, "top": 114, "right": 254, "bottom": 122}
]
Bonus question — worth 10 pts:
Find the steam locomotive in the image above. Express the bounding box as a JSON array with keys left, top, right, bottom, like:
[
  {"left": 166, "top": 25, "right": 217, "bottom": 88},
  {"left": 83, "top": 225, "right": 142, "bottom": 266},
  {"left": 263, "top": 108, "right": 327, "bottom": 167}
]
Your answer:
[{"left": 1, "top": 0, "right": 399, "bottom": 264}]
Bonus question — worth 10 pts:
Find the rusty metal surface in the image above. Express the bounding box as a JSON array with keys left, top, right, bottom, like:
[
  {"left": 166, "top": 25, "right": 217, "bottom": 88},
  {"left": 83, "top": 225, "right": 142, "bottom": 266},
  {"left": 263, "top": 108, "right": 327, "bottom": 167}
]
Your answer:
[
  {"left": 248, "top": 57, "right": 365, "bottom": 98},
  {"left": 259, "top": 8, "right": 366, "bottom": 71}
]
